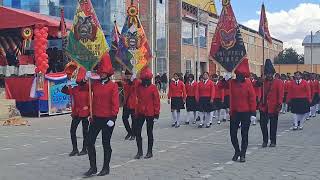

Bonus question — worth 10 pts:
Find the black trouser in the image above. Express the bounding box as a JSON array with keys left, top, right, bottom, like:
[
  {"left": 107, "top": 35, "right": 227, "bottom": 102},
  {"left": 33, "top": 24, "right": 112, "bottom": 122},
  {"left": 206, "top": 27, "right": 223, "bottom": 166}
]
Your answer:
[
  {"left": 230, "top": 112, "right": 251, "bottom": 156},
  {"left": 134, "top": 116, "right": 154, "bottom": 154},
  {"left": 260, "top": 112, "right": 279, "bottom": 144},
  {"left": 122, "top": 107, "right": 135, "bottom": 136},
  {"left": 70, "top": 116, "right": 89, "bottom": 151},
  {"left": 87, "top": 117, "right": 115, "bottom": 169}
]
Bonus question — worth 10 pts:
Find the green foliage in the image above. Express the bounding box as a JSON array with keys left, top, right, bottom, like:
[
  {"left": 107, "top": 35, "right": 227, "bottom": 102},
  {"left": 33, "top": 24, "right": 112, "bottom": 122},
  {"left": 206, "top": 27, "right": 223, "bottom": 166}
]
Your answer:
[{"left": 274, "top": 48, "right": 304, "bottom": 64}]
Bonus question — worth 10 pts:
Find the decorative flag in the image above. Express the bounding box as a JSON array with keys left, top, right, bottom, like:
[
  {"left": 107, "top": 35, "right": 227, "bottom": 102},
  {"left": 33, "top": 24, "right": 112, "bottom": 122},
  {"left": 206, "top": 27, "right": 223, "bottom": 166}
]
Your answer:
[
  {"left": 59, "top": 8, "right": 67, "bottom": 38},
  {"left": 209, "top": 0, "right": 248, "bottom": 72},
  {"left": 109, "top": 21, "right": 125, "bottom": 71},
  {"left": 65, "top": 0, "right": 110, "bottom": 71},
  {"left": 259, "top": 4, "right": 272, "bottom": 44},
  {"left": 119, "top": 3, "right": 152, "bottom": 75}
]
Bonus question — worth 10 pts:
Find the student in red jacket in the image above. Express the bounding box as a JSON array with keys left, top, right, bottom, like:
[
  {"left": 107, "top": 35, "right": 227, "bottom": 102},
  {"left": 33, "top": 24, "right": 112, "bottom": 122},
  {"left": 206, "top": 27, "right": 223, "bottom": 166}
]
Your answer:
[
  {"left": 259, "top": 60, "right": 284, "bottom": 148},
  {"left": 280, "top": 74, "right": 290, "bottom": 114},
  {"left": 229, "top": 59, "right": 256, "bottom": 163},
  {"left": 121, "top": 69, "right": 138, "bottom": 140},
  {"left": 310, "top": 73, "right": 319, "bottom": 117},
  {"left": 168, "top": 73, "right": 186, "bottom": 128},
  {"left": 62, "top": 64, "right": 89, "bottom": 157},
  {"left": 222, "top": 73, "right": 232, "bottom": 122},
  {"left": 212, "top": 74, "right": 225, "bottom": 125},
  {"left": 198, "top": 72, "right": 215, "bottom": 128},
  {"left": 287, "top": 71, "right": 311, "bottom": 131},
  {"left": 185, "top": 74, "right": 199, "bottom": 125},
  {"left": 84, "top": 54, "right": 119, "bottom": 177},
  {"left": 134, "top": 68, "right": 160, "bottom": 159}
]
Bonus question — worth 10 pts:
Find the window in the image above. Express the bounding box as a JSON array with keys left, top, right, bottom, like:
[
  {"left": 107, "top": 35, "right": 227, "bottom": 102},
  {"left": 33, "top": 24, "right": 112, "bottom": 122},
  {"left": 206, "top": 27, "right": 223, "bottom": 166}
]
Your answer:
[
  {"left": 248, "top": 35, "right": 255, "bottom": 44},
  {"left": 182, "top": 20, "right": 193, "bottom": 45},
  {"left": 195, "top": 25, "right": 207, "bottom": 48},
  {"left": 186, "top": 60, "right": 192, "bottom": 74}
]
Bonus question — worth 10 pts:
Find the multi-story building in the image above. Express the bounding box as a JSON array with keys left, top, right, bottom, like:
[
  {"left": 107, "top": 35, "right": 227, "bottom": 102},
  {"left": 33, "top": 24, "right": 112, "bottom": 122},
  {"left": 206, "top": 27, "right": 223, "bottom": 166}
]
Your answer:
[{"left": 303, "top": 31, "right": 320, "bottom": 65}]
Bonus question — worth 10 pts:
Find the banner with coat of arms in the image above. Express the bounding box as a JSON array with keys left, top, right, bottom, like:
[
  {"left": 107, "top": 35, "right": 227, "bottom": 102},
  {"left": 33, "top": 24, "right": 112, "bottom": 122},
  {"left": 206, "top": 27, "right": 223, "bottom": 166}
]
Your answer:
[
  {"left": 66, "top": 0, "right": 110, "bottom": 71},
  {"left": 209, "top": 0, "right": 248, "bottom": 72}
]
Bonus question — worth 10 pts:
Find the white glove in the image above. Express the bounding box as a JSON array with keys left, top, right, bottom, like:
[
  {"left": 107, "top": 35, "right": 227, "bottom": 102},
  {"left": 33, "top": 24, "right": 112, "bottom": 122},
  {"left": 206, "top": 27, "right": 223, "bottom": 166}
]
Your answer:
[
  {"left": 250, "top": 116, "right": 257, "bottom": 122},
  {"left": 107, "top": 120, "right": 115, "bottom": 127},
  {"left": 86, "top": 71, "right": 92, "bottom": 80},
  {"left": 153, "top": 118, "right": 158, "bottom": 123},
  {"left": 224, "top": 72, "right": 232, "bottom": 81},
  {"left": 130, "top": 73, "right": 136, "bottom": 81}
]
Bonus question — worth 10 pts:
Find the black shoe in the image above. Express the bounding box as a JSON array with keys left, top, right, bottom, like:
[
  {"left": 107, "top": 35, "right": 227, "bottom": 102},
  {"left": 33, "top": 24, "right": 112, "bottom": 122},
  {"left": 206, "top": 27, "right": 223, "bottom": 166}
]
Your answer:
[
  {"left": 97, "top": 167, "right": 110, "bottom": 176},
  {"left": 269, "top": 143, "right": 276, "bottom": 147},
  {"left": 262, "top": 142, "right": 268, "bottom": 148},
  {"left": 144, "top": 152, "right": 153, "bottom": 159},
  {"left": 175, "top": 124, "right": 180, "bottom": 128},
  {"left": 198, "top": 124, "right": 203, "bottom": 128},
  {"left": 205, "top": 125, "right": 211, "bottom": 128},
  {"left": 232, "top": 153, "right": 240, "bottom": 161},
  {"left": 185, "top": 122, "right": 190, "bottom": 125},
  {"left": 134, "top": 153, "right": 143, "bottom": 159},
  {"left": 84, "top": 167, "right": 97, "bottom": 177},
  {"left": 171, "top": 123, "right": 176, "bottom": 127},
  {"left": 78, "top": 149, "right": 87, "bottom": 156},
  {"left": 69, "top": 149, "right": 79, "bottom": 157},
  {"left": 196, "top": 117, "right": 200, "bottom": 121},
  {"left": 125, "top": 134, "right": 131, "bottom": 140},
  {"left": 222, "top": 119, "right": 227, "bottom": 122},
  {"left": 129, "top": 136, "right": 135, "bottom": 141},
  {"left": 240, "top": 156, "right": 246, "bottom": 163}
]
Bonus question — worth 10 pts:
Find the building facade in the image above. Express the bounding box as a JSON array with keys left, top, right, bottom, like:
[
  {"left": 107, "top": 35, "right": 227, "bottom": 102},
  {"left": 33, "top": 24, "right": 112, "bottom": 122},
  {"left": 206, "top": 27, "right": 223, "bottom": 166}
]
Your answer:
[{"left": 303, "top": 31, "right": 320, "bottom": 65}]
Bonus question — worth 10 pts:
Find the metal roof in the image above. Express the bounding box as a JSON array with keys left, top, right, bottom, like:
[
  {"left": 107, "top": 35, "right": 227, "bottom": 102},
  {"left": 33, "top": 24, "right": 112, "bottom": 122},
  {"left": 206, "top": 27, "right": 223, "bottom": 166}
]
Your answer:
[{"left": 302, "top": 31, "right": 320, "bottom": 46}]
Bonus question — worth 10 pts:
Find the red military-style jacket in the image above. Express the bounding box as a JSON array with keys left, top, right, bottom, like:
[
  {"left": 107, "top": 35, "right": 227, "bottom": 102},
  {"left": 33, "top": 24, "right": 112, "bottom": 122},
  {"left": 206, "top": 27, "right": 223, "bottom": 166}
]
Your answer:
[
  {"left": 61, "top": 84, "right": 90, "bottom": 118},
  {"left": 229, "top": 79, "right": 256, "bottom": 116},
  {"left": 260, "top": 79, "right": 284, "bottom": 114},
  {"left": 284, "top": 80, "right": 290, "bottom": 93},
  {"left": 168, "top": 80, "right": 186, "bottom": 99},
  {"left": 251, "top": 79, "right": 262, "bottom": 100},
  {"left": 185, "top": 81, "right": 199, "bottom": 102},
  {"left": 136, "top": 83, "right": 160, "bottom": 117},
  {"left": 122, "top": 79, "right": 140, "bottom": 110},
  {"left": 214, "top": 80, "right": 224, "bottom": 100},
  {"left": 287, "top": 79, "right": 311, "bottom": 103},
  {"left": 92, "top": 80, "right": 119, "bottom": 119},
  {"left": 198, "top": 79, "right": 215, "bottom": 100},
  {"left": 310, "top": 80, "right": 320, "bottom": 96}
]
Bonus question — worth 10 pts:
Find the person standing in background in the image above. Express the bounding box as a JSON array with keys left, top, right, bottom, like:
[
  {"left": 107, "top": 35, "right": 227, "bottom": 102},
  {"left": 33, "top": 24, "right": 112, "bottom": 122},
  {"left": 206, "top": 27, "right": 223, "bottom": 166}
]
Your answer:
[{"left": 161, "top": 73, "right": 168, "bottom": 93}]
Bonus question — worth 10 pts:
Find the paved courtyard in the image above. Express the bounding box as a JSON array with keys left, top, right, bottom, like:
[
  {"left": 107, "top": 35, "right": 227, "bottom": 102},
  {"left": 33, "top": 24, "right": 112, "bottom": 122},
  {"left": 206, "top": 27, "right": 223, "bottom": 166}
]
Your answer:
[{"left": 0, "top": 103, "right": 320, "bottom": 180}]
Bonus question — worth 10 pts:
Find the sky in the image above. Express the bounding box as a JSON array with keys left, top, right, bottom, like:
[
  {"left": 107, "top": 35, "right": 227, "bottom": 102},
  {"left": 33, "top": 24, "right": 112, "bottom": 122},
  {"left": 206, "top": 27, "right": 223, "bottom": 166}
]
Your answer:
[{"left": 215, "top": 0, "right": 320, "bottom": 54}]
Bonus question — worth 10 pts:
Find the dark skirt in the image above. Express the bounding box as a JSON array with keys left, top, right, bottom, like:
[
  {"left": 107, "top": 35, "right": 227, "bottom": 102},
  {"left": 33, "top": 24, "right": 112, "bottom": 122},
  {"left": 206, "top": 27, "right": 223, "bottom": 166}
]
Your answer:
[
  {"left": 213, "top": 98, "right": 223, "bottom": 110},
  {"left": 199, "top": 97, "right": 213, "bottom": 113},
  {"left": 223, "top": 95, "right": 230, "bottom": 109},
  {"left": 290, "top": 98, "right": 310, "bottom": 114},
  {"left": 283, "top": 92, "right": 288, "bottom": 103},
  {"left": 311, "top": 94, "right": 320, "bottom": 106},
  {"left": 171, "top": 97, "right": 185, "bottom": 110},
  {"left": 186, "top": 96, "right": 198, "bottom": 112}
]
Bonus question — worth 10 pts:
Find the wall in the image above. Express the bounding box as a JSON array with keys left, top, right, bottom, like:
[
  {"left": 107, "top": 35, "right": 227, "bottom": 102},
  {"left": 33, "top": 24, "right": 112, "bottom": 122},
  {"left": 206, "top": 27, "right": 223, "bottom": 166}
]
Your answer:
[
  {"left": 304, "top": 45, "right": 320, "bottom": 65},
  {"left": 274, "top": 64, "right": 320, "bottom": 74}
]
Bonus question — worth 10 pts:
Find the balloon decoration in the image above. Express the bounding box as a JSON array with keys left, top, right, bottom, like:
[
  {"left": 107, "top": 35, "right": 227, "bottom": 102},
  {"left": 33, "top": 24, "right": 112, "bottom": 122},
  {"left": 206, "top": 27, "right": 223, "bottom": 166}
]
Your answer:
[{"left": 34, "top": 25, "right": 49, "bottom": 74}]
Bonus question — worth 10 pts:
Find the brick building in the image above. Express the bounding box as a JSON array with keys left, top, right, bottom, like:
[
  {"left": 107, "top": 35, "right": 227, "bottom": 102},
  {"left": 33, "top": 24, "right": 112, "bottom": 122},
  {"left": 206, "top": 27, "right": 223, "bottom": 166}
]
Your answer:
[{"left": 134, "top": 0, "right": 283, "bottom": 78}]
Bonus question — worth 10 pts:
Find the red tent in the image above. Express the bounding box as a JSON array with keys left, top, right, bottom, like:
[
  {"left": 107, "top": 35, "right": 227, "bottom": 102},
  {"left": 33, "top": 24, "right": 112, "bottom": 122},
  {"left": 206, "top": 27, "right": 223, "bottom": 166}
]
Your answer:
[{"left": 0, "top": 6, "right": 72, "bottom": 36}]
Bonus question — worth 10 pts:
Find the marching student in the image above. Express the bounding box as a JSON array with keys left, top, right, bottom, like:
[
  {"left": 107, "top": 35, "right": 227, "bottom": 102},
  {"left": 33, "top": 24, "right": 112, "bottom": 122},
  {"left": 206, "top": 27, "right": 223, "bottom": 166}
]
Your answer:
[
  {"left": 250, "top": 73, "right": 262, "bottom": 125},
  {"left": 62, "top": 64, "right": 89, "bottom": 157},
  {"left": 222, "top": 73, "right": 232, "bottom": 122},
  {"left": 134, "top": 68, "right": 160, "bottom": 159},
  {"left": 281, "top": 74, "right": 290, "bottom": 114},
  {"left": 85, "top": 55, "right": 119, "bottom": 177},
  {"left": 213, "top": 74, "right": 225, "bottom": 125},
  {"left": 168, "top": 73, "right": 186, "bottom": 128},
  {"left": 287, "top": 71, "right": 311, "bottom": 131},
  {"left": 198, "top": 72, "right": 215, "bottom": 128},
  {"left": 309, "top": 73, "right": 319, "bottom": 118},
  {"left": 229, "top": 60, "right": 256, "bottom": 163},
  {"left": 185, "top": 74, "right": 199, "bottom": 125},
  {"left": 121, "top": 69, "right": 138, "bottom": 140},
  {"left": 259, "top": 59, "right": 284, "bottom": 148}
]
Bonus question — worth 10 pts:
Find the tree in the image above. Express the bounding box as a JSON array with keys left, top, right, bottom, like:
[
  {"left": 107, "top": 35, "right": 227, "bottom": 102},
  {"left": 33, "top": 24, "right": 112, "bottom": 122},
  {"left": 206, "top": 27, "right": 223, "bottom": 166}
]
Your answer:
[{"left": 274, "top": 48, "right": 304, "bottom": 64}]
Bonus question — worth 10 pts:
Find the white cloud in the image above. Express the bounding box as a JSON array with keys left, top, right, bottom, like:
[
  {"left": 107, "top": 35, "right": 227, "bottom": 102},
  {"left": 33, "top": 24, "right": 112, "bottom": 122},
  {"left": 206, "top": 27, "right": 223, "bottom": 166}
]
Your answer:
[{"left": 243, "top": 3, "right": 320, "bottom": 54}]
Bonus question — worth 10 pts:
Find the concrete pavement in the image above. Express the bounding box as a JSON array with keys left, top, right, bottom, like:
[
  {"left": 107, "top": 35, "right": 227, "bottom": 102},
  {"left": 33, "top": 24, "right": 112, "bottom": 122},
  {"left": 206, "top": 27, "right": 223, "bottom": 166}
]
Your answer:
[{"left": 0, "top": 103, "right": 319, "bottom": 180}]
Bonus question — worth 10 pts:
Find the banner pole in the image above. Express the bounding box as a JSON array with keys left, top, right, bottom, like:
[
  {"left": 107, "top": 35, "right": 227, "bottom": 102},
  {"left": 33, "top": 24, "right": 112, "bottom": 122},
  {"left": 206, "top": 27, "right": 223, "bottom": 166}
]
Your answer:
[{"left": 89, "top": 78, "right": 93, "bottom": 119}]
